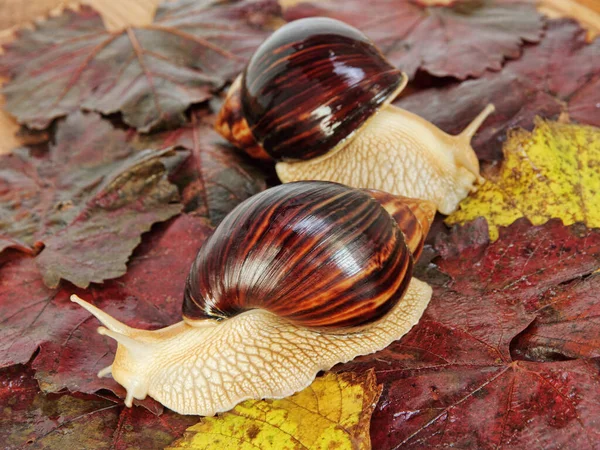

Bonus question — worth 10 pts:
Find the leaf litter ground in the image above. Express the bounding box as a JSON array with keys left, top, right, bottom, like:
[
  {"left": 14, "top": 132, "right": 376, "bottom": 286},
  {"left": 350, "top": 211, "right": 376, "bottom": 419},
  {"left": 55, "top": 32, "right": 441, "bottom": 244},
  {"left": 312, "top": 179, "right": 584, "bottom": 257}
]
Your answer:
[{"left": 0, "top": 0, "right": 599, "bottom": 448}]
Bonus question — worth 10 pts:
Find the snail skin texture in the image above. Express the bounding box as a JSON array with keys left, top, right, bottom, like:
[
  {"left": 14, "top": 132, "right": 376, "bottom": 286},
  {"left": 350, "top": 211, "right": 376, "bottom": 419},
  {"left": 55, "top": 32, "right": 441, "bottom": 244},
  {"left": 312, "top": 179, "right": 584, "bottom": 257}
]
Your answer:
[
  {"left": 215, "top": 17, "right": 495, "bottom": 215},
  {"left": 72, "top": 181, "right": 434, "bottom": 416}
]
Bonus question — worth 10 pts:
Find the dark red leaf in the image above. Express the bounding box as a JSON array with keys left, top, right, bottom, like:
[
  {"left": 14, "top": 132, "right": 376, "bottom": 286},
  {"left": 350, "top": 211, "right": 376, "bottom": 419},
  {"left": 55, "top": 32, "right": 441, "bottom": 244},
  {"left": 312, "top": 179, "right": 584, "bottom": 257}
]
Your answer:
[
  {"left": 396, "top": 20, "right": 600, "bottom": 161},
  {"left": 0, "top": 214, "right": 212, "bottom": 404},
  {"left": 136, "top": 110, "right": 268, "bottom": 226},
  {"left": 0, "top": 0, "right": 281, "bottom": 131},
  {"left": 512, "top": 274, "right": 600, "bottom": 361},
  {"left": 334, "top": 218, "right": 600, "bottom": 448},
  {"left": 0, "top": 365, "right": 197, "bottom": 449},
  {"left": 0, "top": 112, "right": 185, "bottom": 288},
  {"left": 284, "top": 0, "right": 543, "bottom": 80}
]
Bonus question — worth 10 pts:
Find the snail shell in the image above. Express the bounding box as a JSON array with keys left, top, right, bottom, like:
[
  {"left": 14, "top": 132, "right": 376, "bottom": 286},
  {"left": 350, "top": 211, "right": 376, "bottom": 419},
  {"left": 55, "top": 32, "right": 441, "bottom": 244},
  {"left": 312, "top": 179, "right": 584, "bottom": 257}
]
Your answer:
[
  {"left": 216, "top": 17, "right": 407, "bottom": 162},
  {"left": 183, "top": 181, "right": 431, "bottom": 330}
]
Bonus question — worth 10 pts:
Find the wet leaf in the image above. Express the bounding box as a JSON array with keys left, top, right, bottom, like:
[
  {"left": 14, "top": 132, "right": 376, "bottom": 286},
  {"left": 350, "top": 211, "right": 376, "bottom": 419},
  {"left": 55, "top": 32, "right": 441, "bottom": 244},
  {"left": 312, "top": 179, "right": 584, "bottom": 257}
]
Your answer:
[
  {"left": 0, "top": 0, "right": 281, "bottom": 131},
  {"left": 396, "top": 20, "right": 600, "bottom": 161},
  {"left": 0, "top": 365, "right": 197, "bottom": 450},
  {"left": 284, "top": 0, "right": 543, "bottom": 80},
  {"left": 167, "top": 371, "right": 381, "bottom": 450},
  {"left": 0, "top": 112, "right": 185, "bottom": 288},
  {"left": 0, "top": 214, "right": 212, "bottom": 404},
  {"left": 335, "top": 218, "right": 600, "bottom": 449},
  {"left": 137, "top": 111, "right": 268, "bottom": 226},
  {"left": 446, "top": 120, "right": 600, "bottom": 240}
]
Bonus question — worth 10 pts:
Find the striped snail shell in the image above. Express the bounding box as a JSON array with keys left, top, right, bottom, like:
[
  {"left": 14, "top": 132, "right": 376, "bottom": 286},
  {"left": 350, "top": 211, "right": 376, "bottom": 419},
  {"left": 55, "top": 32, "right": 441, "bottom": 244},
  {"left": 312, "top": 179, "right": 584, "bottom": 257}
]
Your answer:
[
  {"left": 71, "top": 181, "right": 434, "bottom": 416},
  {"left": 216, "top": 17, "right": 407, "bottom": 162},
  {"left": 215, "top": 17, "right": 496, "bottom": 215},
  {"left": 183, "top": 181, "right": 431, "bottom": 330}
]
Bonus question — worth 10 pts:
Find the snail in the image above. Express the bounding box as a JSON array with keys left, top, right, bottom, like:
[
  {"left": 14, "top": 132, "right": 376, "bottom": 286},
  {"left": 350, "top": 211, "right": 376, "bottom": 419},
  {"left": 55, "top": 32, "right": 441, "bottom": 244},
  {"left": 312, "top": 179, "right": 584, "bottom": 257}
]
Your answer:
[
  {"left": 215, "top": 17, "right": 495, "bottom": 215},
  {"left": 72, "top": 181, "right": 434, "bottom": 416}
]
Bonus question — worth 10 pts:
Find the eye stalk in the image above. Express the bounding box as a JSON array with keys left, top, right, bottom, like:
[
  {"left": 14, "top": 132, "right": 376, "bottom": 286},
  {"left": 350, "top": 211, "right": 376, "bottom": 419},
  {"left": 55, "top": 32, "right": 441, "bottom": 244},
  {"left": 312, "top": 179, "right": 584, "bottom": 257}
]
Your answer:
[
  {"left": 215, "top": 17, "right": 495, "bottom": 214},
  {"left": 71, "top": 181, "right": 433, "bottom": 416}
]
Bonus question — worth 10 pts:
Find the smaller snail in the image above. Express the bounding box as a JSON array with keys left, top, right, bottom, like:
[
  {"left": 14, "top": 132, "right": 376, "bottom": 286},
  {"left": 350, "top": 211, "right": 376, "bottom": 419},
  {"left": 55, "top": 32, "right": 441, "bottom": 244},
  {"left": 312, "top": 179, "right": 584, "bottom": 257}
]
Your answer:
[
  {"left": 216, "top": 17, "right": 495, "bottom": 215},
  {"left": 72, "top": 181, "right": 434, "bottom": 415}
]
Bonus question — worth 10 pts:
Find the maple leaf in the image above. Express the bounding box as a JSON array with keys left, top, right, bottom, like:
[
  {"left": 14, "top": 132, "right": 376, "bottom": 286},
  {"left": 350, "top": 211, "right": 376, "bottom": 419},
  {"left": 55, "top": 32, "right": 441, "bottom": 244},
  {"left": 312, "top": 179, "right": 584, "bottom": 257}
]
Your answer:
[
  {"left": 0, "top": 214, "right": 212, "bottom": 406},
  {"left": 334, "top": 218, "right": 600, "bottom": 448},
  {"left": 0, "top": 365, "right": 197, "bottom": 450},
  {"left": 167, "top": 371, "right": 381, "bottom": 450},
  {"left": 135, "top": 110, "right": 267, "bottom": 226},
  {"left": 0, "top": 112, "right": 186, "bottom": 288},
  {"left": 446, "top": 120, "right": 600, "bottom": 240},
  {"left": 284, "top": 0, "right": 543, "bottom": 80},
  {"left": 0, "top": 0, "right": 281, "bottom": 131},
  {"left": 396, "top": 20, "right": 600, "bottom": 161}
]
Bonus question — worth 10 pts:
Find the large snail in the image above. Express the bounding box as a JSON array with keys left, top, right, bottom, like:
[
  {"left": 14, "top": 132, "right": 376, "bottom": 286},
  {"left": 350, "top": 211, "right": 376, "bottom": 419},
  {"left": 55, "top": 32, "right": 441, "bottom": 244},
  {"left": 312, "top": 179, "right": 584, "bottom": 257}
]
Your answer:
[
  {"left": 215, "top": 17, "right": 495, "bottom": 215},
  {"left": 72, "top": 181, "right": 434, "bottom": 415}
]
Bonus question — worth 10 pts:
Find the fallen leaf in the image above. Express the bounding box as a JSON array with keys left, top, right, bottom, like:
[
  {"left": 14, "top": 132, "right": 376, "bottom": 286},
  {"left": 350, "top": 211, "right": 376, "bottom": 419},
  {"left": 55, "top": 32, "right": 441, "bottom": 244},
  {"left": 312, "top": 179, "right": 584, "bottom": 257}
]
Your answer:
[
  {"left": 284, "top": 0, "right": 543, "bottom": 80},
  {"left": 335, "top": 218, "right": 600, "bottom": 449},
  {"left": 512, "top": 274, "right": 600, "bottom": 361},
  {"left": 0, "top": 365, "right": 197, "bottom": 450},
  {"left": 167, "top": 371, "right": 381, "bottom": 450},
  {"left": 446, "top": 120, "right": 600, "bottom": 240},
  {"left": 0, "top": 0, "right": 281, "bottom": 131},
  {"left": 396, "top": 20, "right": 600, "bottom": 161},
  {"left": 137, "top": 110, "right": 268, "bottom": 226},
  {"left": 0, "top": 214, "right": 212, "bottom": 404},
  {"left": 0, "top": 111, "right": 186, "bottom": 288}
]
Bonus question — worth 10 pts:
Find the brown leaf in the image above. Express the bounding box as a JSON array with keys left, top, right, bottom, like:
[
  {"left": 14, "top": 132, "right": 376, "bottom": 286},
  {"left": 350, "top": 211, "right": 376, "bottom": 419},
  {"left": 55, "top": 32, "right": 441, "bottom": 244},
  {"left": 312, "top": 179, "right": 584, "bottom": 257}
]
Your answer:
[
  {"left": 284, "top": 0, "right": 543, "bottom": 80},
  {"left": 136, "top": 110, "right": 268, "bottom": 226},
  {"left": 0, "top": 111, "right": 186, "bottom": 288},
  {"left": 396, "top": 20, "right": 600, "bottom": 161},
  {"left": 335, "top": 218, "right": 600, "bottom": 448},
  {"left": 0, "top": 0, "right": 282, "bottom": 131},
  {"left": 0, "top": 365, "right": 197, "bottom": 450}
]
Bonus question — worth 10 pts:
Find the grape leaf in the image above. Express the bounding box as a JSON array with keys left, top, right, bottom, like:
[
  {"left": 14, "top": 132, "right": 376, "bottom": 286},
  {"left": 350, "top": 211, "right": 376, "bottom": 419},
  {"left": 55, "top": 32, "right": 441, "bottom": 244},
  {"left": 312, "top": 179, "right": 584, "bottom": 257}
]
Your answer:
[
  {"left": 167, "top": 371, "right": 381, "bottom": 450},
  {"left": 284, "top": 0, "right": 543, "bottom": 80},
  {"left": 0, "top": 0, "right": 281, "bottom": 131},
  {"left": 136, "top": 110, "right": 268, "bottom": 226},
  {"left": 446, "top": 120, "right": 600, "bottom": 240},
  {"left": 396, "top": 20, "right": 600, "bottom": 161},
  {"left": 334, "top": 218, "right": 600, "bottom": 449},
  {"left": 0, "top": 214, "right": 212, "bottom": 405},
  {"left": 0, "top": 112, "right": 186, "bottom": 288},
  {"left": 0, "top": 365, "right": 197, "bottom": 450}
]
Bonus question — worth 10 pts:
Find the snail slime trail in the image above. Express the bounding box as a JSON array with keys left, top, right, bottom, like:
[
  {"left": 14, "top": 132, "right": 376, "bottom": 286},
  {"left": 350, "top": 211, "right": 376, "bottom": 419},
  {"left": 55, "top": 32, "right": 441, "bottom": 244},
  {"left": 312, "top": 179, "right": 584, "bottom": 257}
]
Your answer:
[
  {"left": 216, "top": 17, "right": 495, "bottom": 214},
  {"left": 72, "top": 181, "right": 434, "bottom": 415}
]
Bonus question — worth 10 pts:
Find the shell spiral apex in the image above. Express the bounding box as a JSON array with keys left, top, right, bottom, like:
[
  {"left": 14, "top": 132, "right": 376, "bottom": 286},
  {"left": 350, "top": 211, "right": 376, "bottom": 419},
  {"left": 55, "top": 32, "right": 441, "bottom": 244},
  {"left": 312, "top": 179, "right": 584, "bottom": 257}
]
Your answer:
[{"left": 71, "top": 181, "right": 433, "bottom": 416}]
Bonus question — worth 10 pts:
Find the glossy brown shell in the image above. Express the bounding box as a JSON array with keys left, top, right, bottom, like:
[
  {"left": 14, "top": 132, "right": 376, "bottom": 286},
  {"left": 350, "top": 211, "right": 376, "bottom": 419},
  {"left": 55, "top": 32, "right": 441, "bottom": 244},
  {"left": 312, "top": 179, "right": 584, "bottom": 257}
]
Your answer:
[
  {"left": 183, "top": 181, "right": 417, "bottom": 330},
  {"left": 225, "top": 17, "right": 406, "bottom": 162}
]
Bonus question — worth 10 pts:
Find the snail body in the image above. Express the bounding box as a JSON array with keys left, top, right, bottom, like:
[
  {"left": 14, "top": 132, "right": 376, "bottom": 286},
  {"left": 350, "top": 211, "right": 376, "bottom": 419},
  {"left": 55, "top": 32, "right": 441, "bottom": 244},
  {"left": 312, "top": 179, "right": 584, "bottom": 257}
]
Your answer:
[
  {"left": 72, "top": 181, "right": 434, "bottom": 415},
  {"left": 216, "top": 17, "right": 495, "bottom": 214}
]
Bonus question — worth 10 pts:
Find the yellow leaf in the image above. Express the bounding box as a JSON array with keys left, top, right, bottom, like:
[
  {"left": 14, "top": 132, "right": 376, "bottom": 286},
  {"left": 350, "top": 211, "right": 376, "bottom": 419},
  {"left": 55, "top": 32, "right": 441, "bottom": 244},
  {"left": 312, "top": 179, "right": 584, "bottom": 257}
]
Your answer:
[
  {"left": 166, "top": 371, "right": 382, "bottom": 450},
  {"left": 447, "top": 120, "right": 600, "bottom": 240}
]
